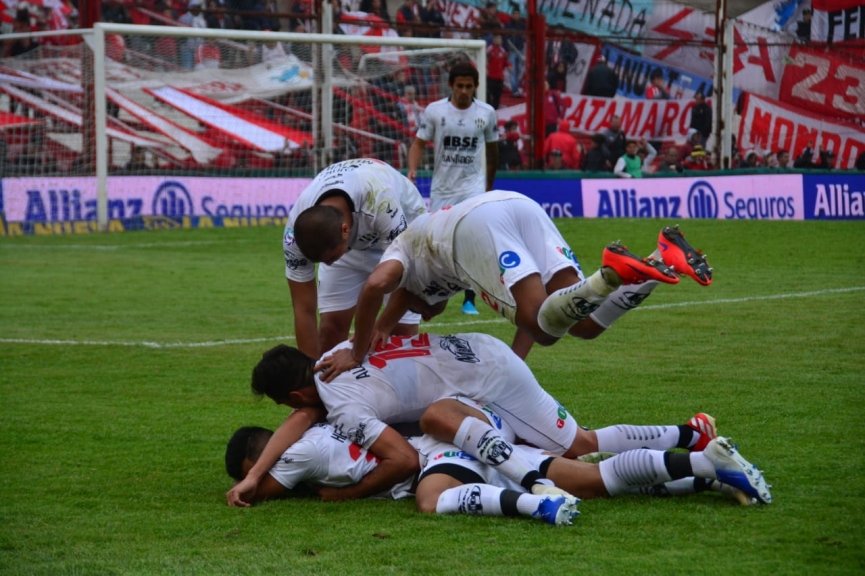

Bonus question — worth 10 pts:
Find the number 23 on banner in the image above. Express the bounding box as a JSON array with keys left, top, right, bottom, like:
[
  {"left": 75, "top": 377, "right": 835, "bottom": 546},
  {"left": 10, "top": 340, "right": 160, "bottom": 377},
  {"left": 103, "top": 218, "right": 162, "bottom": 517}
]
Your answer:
[{"left": 780, "top": 46, "right": 865, "bottom": 119}]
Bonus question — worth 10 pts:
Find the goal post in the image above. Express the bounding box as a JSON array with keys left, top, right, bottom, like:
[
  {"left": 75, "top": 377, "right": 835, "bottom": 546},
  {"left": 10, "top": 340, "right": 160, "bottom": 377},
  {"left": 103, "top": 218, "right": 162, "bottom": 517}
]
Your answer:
[{"left": 89, "top": 22, "right": 487, "bottom": 231}]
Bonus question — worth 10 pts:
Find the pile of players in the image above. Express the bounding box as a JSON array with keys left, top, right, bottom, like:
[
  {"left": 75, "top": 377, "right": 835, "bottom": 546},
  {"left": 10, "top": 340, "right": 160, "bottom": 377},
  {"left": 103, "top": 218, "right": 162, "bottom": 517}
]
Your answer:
[{"left": 224, "top": 64, "right": 771, "bottom": 526}]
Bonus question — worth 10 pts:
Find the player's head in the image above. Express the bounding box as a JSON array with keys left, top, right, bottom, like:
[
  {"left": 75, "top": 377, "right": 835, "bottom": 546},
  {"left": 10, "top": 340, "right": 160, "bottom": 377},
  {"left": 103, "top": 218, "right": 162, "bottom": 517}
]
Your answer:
[
  {"left": 294, "top": 203, "right": 350, "bottom": 264},
  {"left": 251, "top": 344, "right": 320, "bottom": 407},
  {"left": 225, "top": 426, "right": 273, "bottom": 481},
  {"left": 448, "top": 62, "right": 479, "bottom": 108}
]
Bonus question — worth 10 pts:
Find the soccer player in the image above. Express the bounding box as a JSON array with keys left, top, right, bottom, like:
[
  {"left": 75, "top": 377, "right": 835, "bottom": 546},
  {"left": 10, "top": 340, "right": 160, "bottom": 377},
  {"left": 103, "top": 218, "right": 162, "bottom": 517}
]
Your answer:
[
  {"left": 225, "top": 333, "right": 756, "bottom": 508},
  {"left": 315, "top": 190, "right": 711, "bottom": 373},
  {"left": 225, "top": 406, "right": 770, "bottom": 522},
  {"left": 283, "top": 158, "right": 426, "bottom": 359},
  {"left": 407, "top": 60, "right": 499, "bottom": 316}
]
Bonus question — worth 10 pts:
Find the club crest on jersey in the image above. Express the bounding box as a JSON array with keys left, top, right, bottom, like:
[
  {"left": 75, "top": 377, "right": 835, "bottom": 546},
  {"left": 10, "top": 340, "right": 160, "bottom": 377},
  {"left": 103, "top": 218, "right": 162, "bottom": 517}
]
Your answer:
[
  {"left": 475, "top": 118, "right": 485, "bottom": 129},
  {"left": 439, "top": 335, "right": 480, "bottom": 363}
]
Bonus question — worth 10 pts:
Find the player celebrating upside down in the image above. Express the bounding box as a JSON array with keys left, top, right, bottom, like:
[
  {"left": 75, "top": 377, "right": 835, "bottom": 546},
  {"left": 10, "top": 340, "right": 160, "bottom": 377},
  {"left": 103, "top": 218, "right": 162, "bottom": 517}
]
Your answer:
[{"left": 310, "top": 190, "right": 712, "bottom": 379}]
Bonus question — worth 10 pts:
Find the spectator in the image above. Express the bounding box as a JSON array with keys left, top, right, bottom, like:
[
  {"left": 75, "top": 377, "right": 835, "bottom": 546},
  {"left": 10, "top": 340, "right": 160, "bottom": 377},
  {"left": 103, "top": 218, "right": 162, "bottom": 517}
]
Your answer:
[
  {"left": 546, "top": 36, "right": 577, "bottom": 69},
  {"left": 395, "top": 0, "right": 421, "bottom": 29},
  {"left": 486, "top": 34, "right": 509, "bottom": 109},
  {"left": 3, "top": 8, "right": 38, "bottom": 57},
  {"left": 178, "top": 0, "right": 208, "bottom": 69},
  {"left": 477, "top": 1, "right": 502, "bottom": 41},
  {"left": 542, "top": 81, "right": 564, "bottom": 136},
  {"left": 682, "top": 144, "right": 711, "bottom": 171},
  {"left": 688, "top": 92, "right": 712, "bottom": 146},
  {"left": 543, "top": 120, "right": 580, "bottom": 169},
  {"left": 855, "top": 151, "right": 865, "bottom": 171},
  {"left": 614, "top": 139, "right": 655, "bottom": 178},
  {"left": 777, "top": 149, "right": 791, "bottom": 168},
  {"left": 498, "top": 120, "right": 523, "bottom": 170},
  {"left": 102, "top": 0, "right": 132, "bottom": 24},
  {"left": 583, "top": 55, "right": 618, "bottom": 97},
  {"left": 399, "top": 84, "right": 424, "bottom": 136},
  {"left": 581, "top": 133, "right": 611, "bottom": 172},
  {"left": 230, "top": 0, "right": 267, "bottom": 30},
  {"left": 505, "top": 5, "right": 526, "bottom": 97},
  {"left": 546, "top": 148, "right": 565, "bottom": 170},
  {"left": 645, "top": 68, "right": 670, "bottom": 100},
  {"left": 742, "top": 150, "right": 761, "bottom": 169},
  {"left": 601, "top": 115, "right": 626, "bottom": 161},
  {"left": 656, "top": 146, "right": 683, "bottom": 174},
  {"left": 547, "top": 60, "right": 567, "bottom": 92},
  {"left": 360, "top": 0, "right": 391, "bottom": 22},
  {"left": 795, "top": 145, "right": 835, "bottom": 169},
  {"left": 796, "top": 8, "right": 811, "bottom": 43},
  {"left": 420, "top": 0, "right": 446, "bottom": 37}
]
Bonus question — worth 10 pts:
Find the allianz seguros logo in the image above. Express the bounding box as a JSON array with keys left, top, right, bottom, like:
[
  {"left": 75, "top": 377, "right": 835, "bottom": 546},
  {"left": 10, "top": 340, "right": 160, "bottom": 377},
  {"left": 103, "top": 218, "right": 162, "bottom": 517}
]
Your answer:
[
  {"left": 687, "top": 180, "right": 719, "bottom": 218},
  {"left": 152, "top": 181, "right": 194, "bottom": 218}
]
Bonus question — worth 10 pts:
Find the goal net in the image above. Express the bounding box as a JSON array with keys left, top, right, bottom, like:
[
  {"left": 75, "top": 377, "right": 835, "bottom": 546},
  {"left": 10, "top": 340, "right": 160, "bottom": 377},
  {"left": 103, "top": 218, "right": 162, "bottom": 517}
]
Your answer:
[{"left": 0, "top": 23, "right": 485, "bottom": 230}]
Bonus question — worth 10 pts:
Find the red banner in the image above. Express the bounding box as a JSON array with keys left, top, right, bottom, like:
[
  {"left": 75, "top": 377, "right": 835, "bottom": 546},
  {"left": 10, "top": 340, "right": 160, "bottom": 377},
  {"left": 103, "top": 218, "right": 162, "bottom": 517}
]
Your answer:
[
  {"left": 738, "top": 92, "right": 865, "bottom": 169},
  {"left": 643, "top": 7, "right": 790, "bottom": 100},
  {"left": 779, "top": 45, "right": 865, "bottom": 121}
]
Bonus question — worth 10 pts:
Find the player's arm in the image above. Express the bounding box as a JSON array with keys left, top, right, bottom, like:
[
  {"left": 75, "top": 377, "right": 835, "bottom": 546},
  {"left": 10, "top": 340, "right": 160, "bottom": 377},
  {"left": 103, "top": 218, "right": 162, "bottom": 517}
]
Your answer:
[
  {"left": 371, "top": 287, "right": 414, "bottom": 348},
  {"left": 226, "top": 407, "right": 324, "bottom": 507},
  {"left": 317, "top": 426, "right": 420, "bottom": 501},
  {"left": 407, "top": 137, "right": 427, "bottom": 182},
  {"left": 485, "top": 140, "right": 499, "bottom": 191},
  {"left": 316, "top": 259, "right": 406, "bottom": 382},
  {"left": 288, "top": 278, "right": 320, "bottom": 359}
]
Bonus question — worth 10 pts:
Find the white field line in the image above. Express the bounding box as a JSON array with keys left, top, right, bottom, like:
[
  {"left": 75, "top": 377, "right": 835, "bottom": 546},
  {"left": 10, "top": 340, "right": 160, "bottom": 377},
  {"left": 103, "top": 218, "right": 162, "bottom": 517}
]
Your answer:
[
  {"left": 2, "top": 286, "right": 863, "bottom": 349},
  {"left": 0, "top": 240, "right": 240, "bottom": 251}
]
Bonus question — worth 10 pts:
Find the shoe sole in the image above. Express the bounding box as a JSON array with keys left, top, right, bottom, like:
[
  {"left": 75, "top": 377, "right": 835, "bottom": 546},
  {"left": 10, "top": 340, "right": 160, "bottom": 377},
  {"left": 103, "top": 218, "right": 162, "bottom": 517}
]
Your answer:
[
  {"left": 710, "top": 437, "right": 772, "bottom": 504},
  {"left": 603, "top": 243, "right": 679, "bottom": 285},
  {"left": 658, "top": 226, "right": 713, "bottom": 286}
]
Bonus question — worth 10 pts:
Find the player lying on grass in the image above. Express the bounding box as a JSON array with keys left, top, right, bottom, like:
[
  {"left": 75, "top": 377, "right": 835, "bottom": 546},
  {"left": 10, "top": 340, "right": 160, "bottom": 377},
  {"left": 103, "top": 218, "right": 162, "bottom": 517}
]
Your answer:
[
  {"left": 225, "top": 403, "right": 767, "bottom": 526},
  {"left": 309, "top": 191, "right": 712, "bottom": 377},
  {"left": 283, "top": 158, "right": 426, "bottom": 359},
  {"left": 226, "top": 333, "right": 771, "bottom": 508}
]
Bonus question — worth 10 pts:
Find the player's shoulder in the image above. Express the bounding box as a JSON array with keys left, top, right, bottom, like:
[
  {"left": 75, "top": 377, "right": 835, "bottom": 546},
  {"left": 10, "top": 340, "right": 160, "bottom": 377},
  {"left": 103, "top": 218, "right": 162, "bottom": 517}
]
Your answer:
[
  {"left": 425, "top": 98, "right": 451, "bottom": 113},
  {"left": 473, "top": 99, "right": 497, "bottom": 114}
]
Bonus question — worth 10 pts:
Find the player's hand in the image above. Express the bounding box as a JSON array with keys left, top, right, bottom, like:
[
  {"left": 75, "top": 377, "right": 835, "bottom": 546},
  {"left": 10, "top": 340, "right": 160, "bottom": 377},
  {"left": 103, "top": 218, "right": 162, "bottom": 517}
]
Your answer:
[
  {"left": 407, "top": 169, "right": 417, "bottom": 182},
  {"left": 317, "top": 486, "right": 342, "bottom": 501},
  {"left": 315, "top": 349, "right": 359, "bottom": 383},
  {"left": 226, "top": 477, "right": 256, "bottom": 507},
  {"left": 369, "top": 328, "right": 391, "bottom": 352}
]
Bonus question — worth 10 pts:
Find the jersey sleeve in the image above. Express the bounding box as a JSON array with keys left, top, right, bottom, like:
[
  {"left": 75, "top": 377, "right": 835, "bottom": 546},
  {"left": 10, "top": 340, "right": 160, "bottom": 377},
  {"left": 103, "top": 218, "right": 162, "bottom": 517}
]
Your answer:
[
  {"left": 415, "top": 104, "right": 435, "bottom": 142},
  {"left": 485, "top": 108, "right": 499, "bottom": 143},
  {"left": 283, "top": 224, "right": 315, "bottom": 282},
  {"left": 267, "top": 436, "right": 325, "bottom": 489},
  {"left": 379, "top": 237, "right": 413, "bottom": 290}
]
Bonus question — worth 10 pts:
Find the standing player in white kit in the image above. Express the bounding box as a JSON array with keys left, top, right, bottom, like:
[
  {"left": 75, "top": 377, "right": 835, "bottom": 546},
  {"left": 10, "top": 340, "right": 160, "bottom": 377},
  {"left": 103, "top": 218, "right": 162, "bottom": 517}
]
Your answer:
[{"left": 407, "top": 60, "right": 499, "bottom": 316}]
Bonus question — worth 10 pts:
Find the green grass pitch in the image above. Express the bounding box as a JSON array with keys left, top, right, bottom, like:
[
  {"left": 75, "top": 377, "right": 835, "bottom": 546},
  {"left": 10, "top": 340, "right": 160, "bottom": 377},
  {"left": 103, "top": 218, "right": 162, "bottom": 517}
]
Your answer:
[{"left": 1, "top": 218, "right": 864, "bottom": 575}]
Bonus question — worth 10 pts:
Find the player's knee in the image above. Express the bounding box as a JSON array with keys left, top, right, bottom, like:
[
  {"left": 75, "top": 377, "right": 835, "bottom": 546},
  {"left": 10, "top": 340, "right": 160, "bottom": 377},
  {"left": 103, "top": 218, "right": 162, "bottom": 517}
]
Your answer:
[{"left": 415, "top": 491, "right": 439, "bottom": 514}]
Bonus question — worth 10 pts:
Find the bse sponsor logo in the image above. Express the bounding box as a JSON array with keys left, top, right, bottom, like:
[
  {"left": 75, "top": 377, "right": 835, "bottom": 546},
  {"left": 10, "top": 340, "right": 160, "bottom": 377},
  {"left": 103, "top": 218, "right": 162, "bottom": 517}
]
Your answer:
[{"left": 152, "top": 181, "right": 194, "bottom": 217}]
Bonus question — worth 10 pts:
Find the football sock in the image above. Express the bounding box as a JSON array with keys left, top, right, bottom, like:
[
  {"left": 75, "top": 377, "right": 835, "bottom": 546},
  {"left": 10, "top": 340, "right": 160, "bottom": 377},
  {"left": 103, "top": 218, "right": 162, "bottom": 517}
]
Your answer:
[
  {"left": 595, "top": 424, "right": 684, "bottom": 452},
  {"left": 453, "top": 417, "right": 543, "bottom": 491},
  {"left": 589, "top": 280, "right": 658, "bottom": 329},
  {"left": 623, "top": 477, "right": 703, "bottom": 497},
  {"left": 599, "top": 449, "right": 671, "bottom": 496},
  {"left": 537, "top": 270, "right": 615, "bottom": 338},
  {"left": 463, "top": 290, "right": 476, "bottom": 305},
  {"left": 689, "top": 451, "right": 716, "bottom": 478},
  {"left": 435, "top": 484, "right": 547, "bottom": 518}
]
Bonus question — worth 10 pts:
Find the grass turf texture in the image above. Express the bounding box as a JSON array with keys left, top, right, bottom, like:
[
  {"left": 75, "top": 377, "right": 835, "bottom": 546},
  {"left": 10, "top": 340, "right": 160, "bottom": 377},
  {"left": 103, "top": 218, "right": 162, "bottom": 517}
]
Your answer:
[{"left": 1, "top": 219, "right": 864, "bottom": 575}]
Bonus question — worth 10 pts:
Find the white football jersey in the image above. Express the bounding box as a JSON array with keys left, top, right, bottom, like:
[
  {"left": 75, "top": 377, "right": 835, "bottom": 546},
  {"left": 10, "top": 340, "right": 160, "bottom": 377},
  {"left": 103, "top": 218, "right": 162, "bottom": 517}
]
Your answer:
[
  {"left": 283, "top": 159, "right": 426, "bottom": 282},
  {"left": 416, "top": 98, "right": 498, "bottom": 205},
  {"left": 268, "top": 423, "right": 414, "bottom": 499},
  {"left": 315, "top": 332, "right": 577, "bottom": 454},
  {"left": 382, "top": 191, "right": 528, "bottom": 304}
]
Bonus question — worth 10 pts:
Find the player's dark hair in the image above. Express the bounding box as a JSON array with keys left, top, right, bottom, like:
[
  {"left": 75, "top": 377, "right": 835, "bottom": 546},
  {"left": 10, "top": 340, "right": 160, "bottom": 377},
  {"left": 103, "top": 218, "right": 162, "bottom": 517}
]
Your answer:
[
  {"left": 294, "top": 204, "right": 344, "bottom": 262},
  {"left": 449, "top": 61, "right": 479, "bottom": 86},
  {"left": 650, "top": 68, "right": 664, "bottom": 81},
  {"left": 225, "top": 426, "right": 273, "bottom": 481},
  {"left": 251, "top": 344, "right": 316, "bottom": 404}
]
